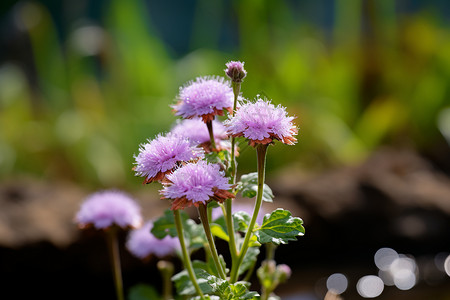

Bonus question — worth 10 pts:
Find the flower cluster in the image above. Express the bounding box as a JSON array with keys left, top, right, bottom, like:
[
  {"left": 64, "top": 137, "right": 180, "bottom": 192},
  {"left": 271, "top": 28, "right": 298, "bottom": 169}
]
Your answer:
[
  {"left": 225, "top": 98, "right": 298, "bottom": 147},
  {"left": 173, "top": 76, "right": 234, "bottom": 122},
  {"left": 133, "top": 133, "right": 203, "bottom": 184},
  {"left": 75, "top": 61, "right": 302, "bottom": 300},
  {"left": 171, "top": 118, "right": 229, "bottom": 152},
  {"left": 161, "top": 160, "right": 234, "bottom": 210}
]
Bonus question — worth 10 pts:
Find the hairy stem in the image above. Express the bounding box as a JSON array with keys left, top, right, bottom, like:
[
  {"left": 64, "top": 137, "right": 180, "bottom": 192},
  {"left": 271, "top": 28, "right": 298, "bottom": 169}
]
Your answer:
[
  {"left": 226, "top": 81, "right": 241, "bottom": 266},
  {"left": 198, "top": 203, "right": 227, "bottom": 280},
  {"left": 173, "top": 210, "right": 206, "bottom": 299},
  {"left": 230, "top": 143, "right": 268, "bottom": 283}
]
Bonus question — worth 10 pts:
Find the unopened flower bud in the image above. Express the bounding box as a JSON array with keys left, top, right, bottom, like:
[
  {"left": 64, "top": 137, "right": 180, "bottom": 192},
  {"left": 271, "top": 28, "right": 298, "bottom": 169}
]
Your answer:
[
  {"left": 157, "top": 260, "right": 174, "bottom": 275},
  {"left": 225, "top": 61, "right": 247, "bottom": 83},
  {"left": 276, "top": 264, "right": 292, "bottom": 283},
  {"left": 257, "top": 260, "right": 277, "bottom": 289}
]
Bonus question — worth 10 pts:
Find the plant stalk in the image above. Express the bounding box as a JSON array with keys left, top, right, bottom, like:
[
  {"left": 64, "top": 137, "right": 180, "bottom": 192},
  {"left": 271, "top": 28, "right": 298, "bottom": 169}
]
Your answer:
[
  {"left": 157, "top": 260, "right": 174, "bottom": 300},
  {"left": 173, "top": 210, "right": 206, "bottom": 299},
  {"left": 106, "top": 227, "right": 125, "bottom": 300},
  {"left": 198, "top": 203, "right": 227, "bottom": 280},
  {"left": 206, "top": 119, "right": 217, "bottom": 151},
  {"left": 230, "top": 143, "right": 268, "bottom": 283},
  {"left": 226, "top": 81, "right": 241, "bottom": 264}
]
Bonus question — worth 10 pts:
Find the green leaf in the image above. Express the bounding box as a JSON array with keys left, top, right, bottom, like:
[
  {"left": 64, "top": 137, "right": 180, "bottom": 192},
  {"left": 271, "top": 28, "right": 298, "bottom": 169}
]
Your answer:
[
  {"left": 172, "top": 268, "right": 213, "bottom": 296},
  {"left": 202, "top": 273, "right": 259, "bottom": 300},
  {"left": 211, "top": 211, "right": 252, "bottom": 242},
  {"left": 211, "top": 223, "right": 229, "bottom": 242},
  {"left": 207, "top": 254, "right": 228, "bottom": 277},
  {"left": 230, "top": 282, "right": 259, "bottom": 299},
  {"left": 128, "top": 284, "right": 159, "bottom": 300},
  {"left": 151, "top": 209, "right": 188, "bottom": 239},
  {"left": 205, "top": 150, "right": 231, "bottom": 165},
  {"left": 233, "top": 211, "right": 251, "bottom": 232},
  {"left": 238, "top": 246, "right": 260, "bottom": 276},
  {"left": 255, "top": 208, "right": 305, "bottom": 245},
  {"left": 184, "top": 219, "right": 208, "bottom": 250},
  {"left": 207, "top": 200, "right": 220, "bottom": 209},
  {"left": 151, "top": 209, "right": 206, "bottom": 250},
  {"left": 237, "top": 173, "right": 274, "bottom": 203}
]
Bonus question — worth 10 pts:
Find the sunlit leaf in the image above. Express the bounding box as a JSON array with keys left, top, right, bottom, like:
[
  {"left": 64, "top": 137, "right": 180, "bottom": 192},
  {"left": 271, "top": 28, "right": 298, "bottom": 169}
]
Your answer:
[
  {"left": 237, "top": 173, "right": 274, "bottom": 203},
  {"left": 255, "top": 208, "right": 304, "bottom": 245}
]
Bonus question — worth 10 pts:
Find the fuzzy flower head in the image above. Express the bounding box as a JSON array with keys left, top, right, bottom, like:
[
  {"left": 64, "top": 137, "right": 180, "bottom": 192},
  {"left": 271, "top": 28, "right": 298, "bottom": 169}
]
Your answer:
[
  {"left": 134, "top": 133, "right": 203, "bottom": 184},
  {"left": 173, "top": 76, "right": 234, "bottom": 122},
  {"left": 126, "top": 221, "right": 179, "bottom": 259},
  {"left": 225, "top": 98, "right": 298, "bottom": 147},
  {"left": 75, "top": 190, "right": 142, "bottom": 230},
  {"left": 225, "top": 61, "right": 247, "bottom": 83},
  {"left": 161, "top": 160, "right": 234, "bottom": 210},
  {"left": 171, "top": 118, "right": 229, "bottom": 152}
]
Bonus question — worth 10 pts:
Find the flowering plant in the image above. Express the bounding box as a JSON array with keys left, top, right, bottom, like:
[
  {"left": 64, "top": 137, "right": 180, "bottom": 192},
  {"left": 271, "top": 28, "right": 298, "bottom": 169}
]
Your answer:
[{"left": 76, "top": 61, "right": 304, "bottom": 300}]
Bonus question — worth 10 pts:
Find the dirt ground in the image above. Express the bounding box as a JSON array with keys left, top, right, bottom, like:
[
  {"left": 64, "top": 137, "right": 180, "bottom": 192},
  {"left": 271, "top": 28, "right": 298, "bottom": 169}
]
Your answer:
[{"left": 1, "top": 146, "right": 450, "bottom": 299}]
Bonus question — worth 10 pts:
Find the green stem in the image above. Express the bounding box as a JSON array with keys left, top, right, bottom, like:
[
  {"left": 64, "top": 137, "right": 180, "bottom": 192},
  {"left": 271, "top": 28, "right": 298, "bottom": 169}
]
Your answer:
[
  {"left": 265, "top": 243, "right": 277, "bottom": 261},
  {"left": 226, "top": 81, "right": 241, "bottom": 266},
  {"left": 198, "top": 204, "right": 227, "bottom": 280},
  {"left": 230, "top": 144, "right": 268, "bottom": 283},
  {"left": 173, "top": 210, "right": 206, "bottom": 299},
  {"left": 225, "top": 198, "right": 237, "bottom": 259},
  {"left": 106, "top": 227, "right": 124, "bottom": 300},
  {"left": 206, "top": 119, "right": 217, "bottom": 151},
  {"left": 229, "top": 81, "right": 240, "bottom": 183}
]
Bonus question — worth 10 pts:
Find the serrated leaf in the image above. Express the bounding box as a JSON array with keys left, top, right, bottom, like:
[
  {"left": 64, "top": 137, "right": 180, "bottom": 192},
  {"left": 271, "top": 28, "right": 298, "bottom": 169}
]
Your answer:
[
  {"left": 233, "top": 211, "right": 251, "bottom": 232},
  {"left": 255, "top": 208, "right": 305, "bottom": 245},
  {"left": 184, "top": 219, "right": 208, "bottom": 250},
  {"left": 207, "top": 254, "right": 228, "bottom": 277},
  {"left": 151, "top": 209, "right": 189, "bottom": 238},
  {"left": 203, "top": 274, "right": 260, "bottom": 300},
  {"left": 212, "top": 210, "right": 251, "bottom": 238},
  {"left": 172, "top": 268, "right": 213, "bottom": 296},
  {"left": 151, "top": 209, "right": 206, "bottom": 250},
  {"left": 237, "top": 173, "right": 274, "bottom": 203},
  {"left": 230, "top": 283, "right": 259, "bottom": 299}
]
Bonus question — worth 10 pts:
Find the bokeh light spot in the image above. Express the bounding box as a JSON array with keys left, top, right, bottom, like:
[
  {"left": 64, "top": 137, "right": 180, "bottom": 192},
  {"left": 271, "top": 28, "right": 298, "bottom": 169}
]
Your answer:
[
  {"left": 326, "top": 273, "right": 348, "bottom": 294},
  {"left": 374, "top": 247, "right": 399, "bottom": 271},
  {"left": 356, "top": 275, "right": 384, "bottom": 298},
  {"left": 444, "top": 254, "right": 450, "bottom": 277}
]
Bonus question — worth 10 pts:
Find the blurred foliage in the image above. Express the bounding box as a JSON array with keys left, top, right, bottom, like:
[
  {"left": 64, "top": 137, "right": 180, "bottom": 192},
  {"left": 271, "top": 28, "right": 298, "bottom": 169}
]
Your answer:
[{"left": 0, "top": 0, "right": 450, "bottom": 189}]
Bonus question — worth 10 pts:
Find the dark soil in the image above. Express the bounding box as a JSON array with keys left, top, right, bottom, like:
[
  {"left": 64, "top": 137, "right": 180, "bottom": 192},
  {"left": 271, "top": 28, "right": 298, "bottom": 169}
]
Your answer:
[{"left": 1, "top": 147, "right": 450, "bottom": 299}]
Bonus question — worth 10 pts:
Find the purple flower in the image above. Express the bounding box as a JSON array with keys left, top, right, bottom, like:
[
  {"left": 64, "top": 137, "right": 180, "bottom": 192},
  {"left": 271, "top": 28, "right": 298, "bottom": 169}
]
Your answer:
[
  {"left": 161, "top": 160, "right": 234, "bottom": 210},
  {"left": 126, "top": 221, "right": 179, "bottom": 259},
  {"left": 170, "top": 118, "right": 229, "bottom": 151},
  {"left": 225, "top": 98, "right": 298, "bottom": 147},
  {"left": 134, "top": 133, "right": 203, "bottom": 183},
  {"left": 173, "top": 76, "right": 234, "bottom": 122},
  {"left": 75, "top": 190, "right": 142, "bottom": 230},
  {"left": 225, "top": 61, "right": 247, "bottom": 83}
]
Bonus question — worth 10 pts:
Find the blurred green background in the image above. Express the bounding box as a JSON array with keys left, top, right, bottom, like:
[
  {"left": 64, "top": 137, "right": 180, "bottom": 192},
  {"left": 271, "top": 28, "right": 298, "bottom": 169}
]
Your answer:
[{"left": 1, "top": 0, "right": 450, "bottom": 190}]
